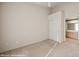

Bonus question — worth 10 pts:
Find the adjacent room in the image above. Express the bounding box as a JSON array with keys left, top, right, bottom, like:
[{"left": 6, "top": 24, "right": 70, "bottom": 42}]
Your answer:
[{"left": 0, "top": 2, "right": 79, "bottom": 57}]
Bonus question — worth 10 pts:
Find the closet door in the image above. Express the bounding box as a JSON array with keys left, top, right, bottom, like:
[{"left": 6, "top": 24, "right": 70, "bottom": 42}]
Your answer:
[
  {"left": 78, "top": 19, "right": 79, "bottom": 40},
  {"left": 49, "top": 11, "right": 64, "bottom": 43}
]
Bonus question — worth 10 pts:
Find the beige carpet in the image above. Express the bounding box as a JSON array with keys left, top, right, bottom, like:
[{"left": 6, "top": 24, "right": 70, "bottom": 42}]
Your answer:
[
  {"left": 0, "top": 38, "right": 79, "bottom": 57},
  {"left": 0, "top": 39, "right": 56, "bottom": 57},
  {"left": 48, "top": 38, "right": 79, "bottom": 57}
]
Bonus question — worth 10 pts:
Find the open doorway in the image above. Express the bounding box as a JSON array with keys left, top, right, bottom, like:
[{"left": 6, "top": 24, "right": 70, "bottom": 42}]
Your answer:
[{"left": 65, "top": 18, "right": 79, "bottom": 41}]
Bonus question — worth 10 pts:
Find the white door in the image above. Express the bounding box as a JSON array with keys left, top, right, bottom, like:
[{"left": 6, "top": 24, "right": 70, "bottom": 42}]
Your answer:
[
  {"left": 78, "top": 19, "right": 79, "bottom": 40},
  {"left": 49, "top": 11, "right": 65, "bottom": 43}
]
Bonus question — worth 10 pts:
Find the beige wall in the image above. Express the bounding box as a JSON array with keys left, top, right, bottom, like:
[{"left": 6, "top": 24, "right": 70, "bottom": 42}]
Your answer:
[
  {"left": 0, "top": 3, "right": 49, "bottom": 53},
  {"left": 52, "top": 2, "right": 79, "bottom": 19}
]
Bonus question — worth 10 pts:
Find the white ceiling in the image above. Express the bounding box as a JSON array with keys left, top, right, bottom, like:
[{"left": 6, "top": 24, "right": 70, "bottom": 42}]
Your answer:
[
  {"left": 0, "top": 2, "right": 63, "bottom": 8},
  {"left": 31, "top": 2, "right": 62, "bottom": 8},
  {"left": 32, "top": 2, "right": 48, "bottom": 7},
  {"left": 32, "top": 2, "right": 79, "bottom": 8}
]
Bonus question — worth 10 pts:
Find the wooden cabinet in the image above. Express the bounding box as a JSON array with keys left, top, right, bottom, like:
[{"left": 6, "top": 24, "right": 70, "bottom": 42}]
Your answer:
[{"left": 66, "top": 32, "right": 78, "bottom": 40}]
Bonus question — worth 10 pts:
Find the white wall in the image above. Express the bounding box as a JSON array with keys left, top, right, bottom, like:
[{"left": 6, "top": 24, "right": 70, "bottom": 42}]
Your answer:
[
  {"left": 52, "top": 2, "right": 79, "bottom": 19},
  {"left": 0, "top": 3, "right": 49, "bottom": 53}
]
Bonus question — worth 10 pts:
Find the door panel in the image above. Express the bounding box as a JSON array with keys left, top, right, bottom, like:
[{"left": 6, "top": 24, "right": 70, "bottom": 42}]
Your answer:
[{"left": 49, "top": 11, "right": 64, "bottom": 43}]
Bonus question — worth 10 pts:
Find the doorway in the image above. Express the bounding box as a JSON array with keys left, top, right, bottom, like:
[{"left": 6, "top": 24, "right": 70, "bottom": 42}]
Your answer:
[{"left": 65, "top": 18, "right": 79, "bottom": 40}]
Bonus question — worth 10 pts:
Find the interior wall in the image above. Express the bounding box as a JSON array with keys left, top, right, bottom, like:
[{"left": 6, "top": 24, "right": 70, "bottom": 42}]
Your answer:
[
  {"left": 52, "top": 2, "right": 79, "bottom": 19},
  {"left": 0, "top": 3, "right": 49, "bottom": 53},
  {"left": 0, "top": 6, "right": 2, "bottom": 52},
  {"left": 52, "top": 2, "right": 79, "bottom": 40}
]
